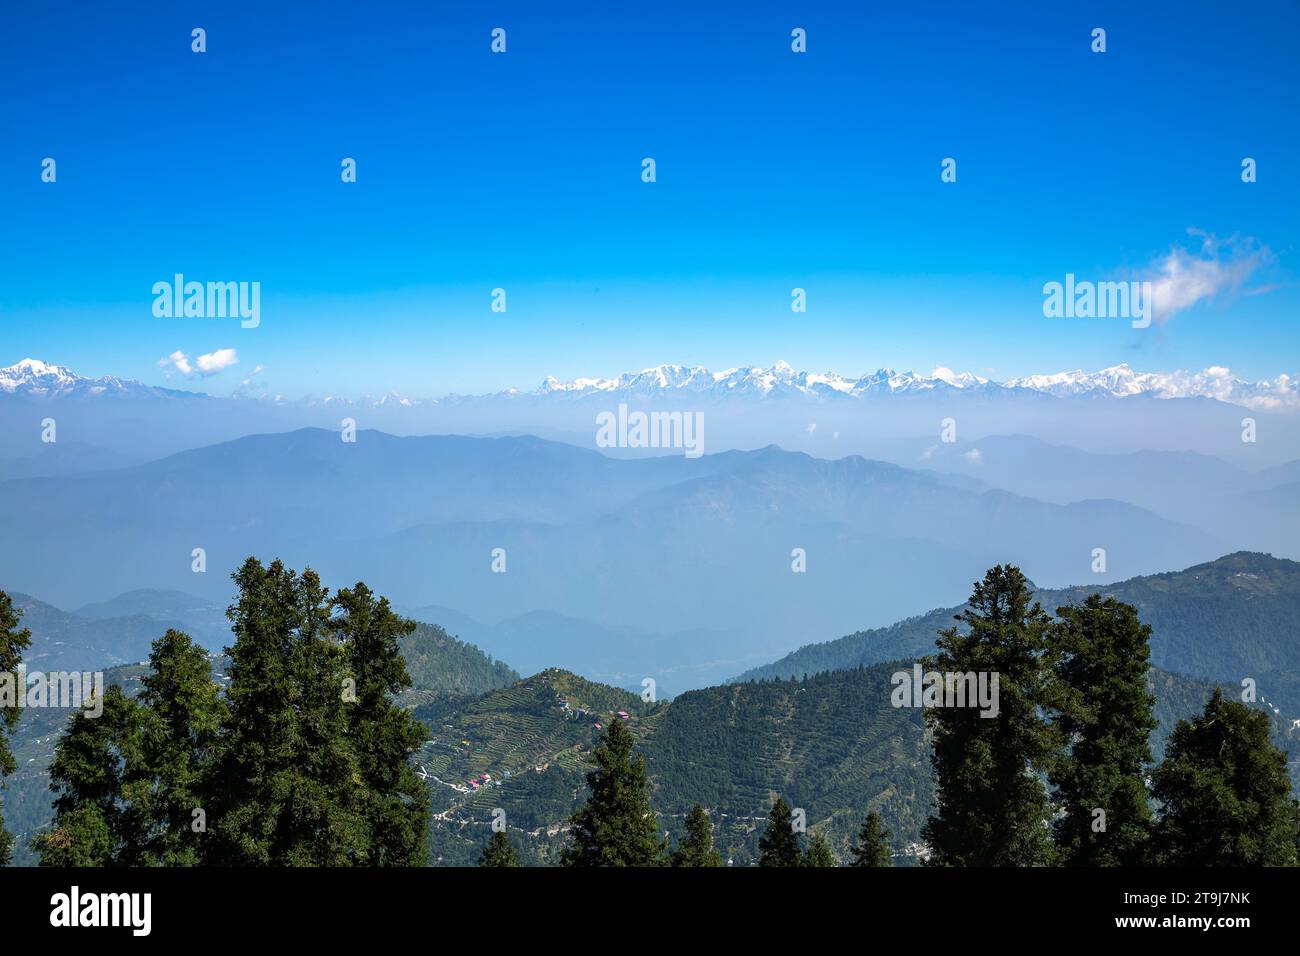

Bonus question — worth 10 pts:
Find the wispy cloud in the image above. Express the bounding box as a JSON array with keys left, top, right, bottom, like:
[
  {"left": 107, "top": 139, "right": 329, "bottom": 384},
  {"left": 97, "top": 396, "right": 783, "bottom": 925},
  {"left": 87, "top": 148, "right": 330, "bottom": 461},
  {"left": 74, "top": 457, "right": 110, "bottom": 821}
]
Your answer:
[
  {"left": 1146, "top": 231, "right": 1271, "bottom": 324},
  {"left": 157, "top": 348, "right": 239, "bottom": 378}
]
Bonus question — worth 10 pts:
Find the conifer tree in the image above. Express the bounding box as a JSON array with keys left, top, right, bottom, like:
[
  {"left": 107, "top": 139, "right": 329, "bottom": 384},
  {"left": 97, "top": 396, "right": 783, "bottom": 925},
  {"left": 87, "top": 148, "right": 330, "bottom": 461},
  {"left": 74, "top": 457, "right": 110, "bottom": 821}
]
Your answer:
[
  {"left": 922, "top": 565, "right": 1056, "bottom": 866},
  {"left": 562, "top": 718, "right": 664, "bottom": 866},
  {"left": 804, "top": 831, "right": 837, "bottom": 867},
  {"left": 1152, "top": 688, "right": 1299, "bottom": 866},
  {"left": 34, "top": 685, "right": 142, "bottom": 866},
  {"left": 758, "top": 797, "right": 803, "bottom": 866},
  {"left": 478, "top": 830, "right": 521, "bottom": 867},
  {"left": 0, "top": 591, "right": 30, "bottom": 866},
  {"left": 208, "top": 558, "right": 368, "bottom": 865},
  {"left": 130, "top": 629, "right": 227, "bottom": 866},
  {"left": 849, "top": 811, "right": 893, "bottom": 867},
  {"left": 1049, "top": 596, "right": 1157, "bottom": 866},
  {"left": 331, "top": 583, "right": 429, "bottom": 866},
  {"left": 672, "top": 804, "right": 723, "bottom": 867}
]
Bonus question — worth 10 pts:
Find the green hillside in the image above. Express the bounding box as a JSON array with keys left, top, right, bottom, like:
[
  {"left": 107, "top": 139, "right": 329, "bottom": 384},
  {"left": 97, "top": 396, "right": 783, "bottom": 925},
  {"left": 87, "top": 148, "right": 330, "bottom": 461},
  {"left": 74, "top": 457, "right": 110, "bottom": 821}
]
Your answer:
[
  {"left": 412, "top": 669, "right": 660, "bottom": 866},
  {"left": 416, "top": 662, "right": 1297, "bottom": 866},
  {"left": 642, "top": 664, "right": 930, "bottom": 865},
  {"left": 1, "top": 620, "right": 514, "bottom": 866},
  {"left": 738, "top": 553, "right": 1300, "bottom": 711},
  {"left": 397, "top": 621, "right": 518, "bottom": 706}
]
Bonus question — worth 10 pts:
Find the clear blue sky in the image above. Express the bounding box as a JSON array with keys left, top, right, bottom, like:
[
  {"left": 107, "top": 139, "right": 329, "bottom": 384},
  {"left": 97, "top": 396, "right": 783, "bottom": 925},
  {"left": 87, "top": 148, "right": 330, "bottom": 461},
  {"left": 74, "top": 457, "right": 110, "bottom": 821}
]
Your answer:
[{"left": 1, "top": 0, "right": 1296, "bottom": 397}]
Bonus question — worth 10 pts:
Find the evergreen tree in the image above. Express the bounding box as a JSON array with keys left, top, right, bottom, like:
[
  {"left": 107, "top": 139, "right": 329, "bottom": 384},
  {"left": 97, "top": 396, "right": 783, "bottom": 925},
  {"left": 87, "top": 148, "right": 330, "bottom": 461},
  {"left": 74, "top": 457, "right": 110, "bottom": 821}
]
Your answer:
[
  {"left": 849, "top": 811, "right": 893, "bottom": 867},
  {"left": 33, "top": 685, "right": 142, "bottom": 866},
  {"left": 804, "top": 831, "right": 838, "bottom": 867},
  {"left": 478, "top": 830, "right": 521, "bottom": 867},
  {"left": 1049, "top": 596, "right": 1157, "bottom": 866},
  {"left": 208, "top": 558, "right": 368, "bottom": 865},
  {"left": 1152, "top": 688, "right": 1299, "bottom": 866},
  {"left": 922, "top": 565, "right": 1056, "bottom": 866},
  {"left": 671, "top": 804, "right": 722, "bottom": 867},
  {"left": 331, "top": 583, "right": 429, "bottom": 866},
  {"left": 129, "top": 629, "right": 227, "bottom": 866},
  {"left": 0, "top": 591, "right": 31, "bottom": 866},
  {"left": 758, "top": 797, "right": 803, "bottom": 866},
  {"left": 562, "top": 718, "right": 664, "bottom": 866}
]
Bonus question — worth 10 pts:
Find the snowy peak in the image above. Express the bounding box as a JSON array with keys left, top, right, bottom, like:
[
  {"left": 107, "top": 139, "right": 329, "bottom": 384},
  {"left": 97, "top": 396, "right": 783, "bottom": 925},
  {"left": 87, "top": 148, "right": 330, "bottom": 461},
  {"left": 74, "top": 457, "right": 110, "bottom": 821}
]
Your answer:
[
  {"left": 0, "top": 359, "right": 185, "bottom": 399},
  {"left": 535, "top": 361, "right": 1300, "bottom": 409}
]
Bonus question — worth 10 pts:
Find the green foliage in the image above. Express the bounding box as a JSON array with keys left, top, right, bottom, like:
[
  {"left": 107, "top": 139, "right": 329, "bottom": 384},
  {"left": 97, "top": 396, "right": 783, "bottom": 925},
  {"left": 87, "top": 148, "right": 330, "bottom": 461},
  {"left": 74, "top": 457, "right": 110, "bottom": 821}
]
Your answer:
[
  {"left": 478, "top": 830, "right": 521, "bottom": 867},
  {"left": 397, "top": 622, "right": 517, "bottom": 707},
  {"left": 26, "top": 559, "right": 435, "bottom": 868},
  {"left": 563, "top": 719, "right": 665, "bottom": 866},
  {"left": 207, "top": 558, "right": 367, "bottom": 865},
  {"left": 1049, "top": 597, "right": 1157, "bottom": 866},
  {"left": 804, "top": 831, "right": 837, "bottom": 867},
  {"left": 130, "top": 629, "right": 227, "bottom": 865},
  {"left": 671, "top": 804, "right": 722, "bottom": 867},
  {"left": 743, "top": 553, "right": 1300, "bottom": 717},
  {"left": 643, "top": 665, "right": 930, "bottom": 865},
  {"left": 0, "top": 591, "right": 31, "bottom": 865},
  {"left": 1152, "top": 688, "right": 1300, "bottom": 865},
  {"left": 850, "top": 811, "right": 892, "bottom": 867},
  {"left": 758, "top": 797, "right": 802, "bottom": 866},
  {"left": 33, "top": 684, "right": 142, "bottom": 866},
  {"left": 332, "top": 583, "right": 429, "bottom": 866},
  {"left": 923, "top": 565, "right": 1056, "bottom": 866}
]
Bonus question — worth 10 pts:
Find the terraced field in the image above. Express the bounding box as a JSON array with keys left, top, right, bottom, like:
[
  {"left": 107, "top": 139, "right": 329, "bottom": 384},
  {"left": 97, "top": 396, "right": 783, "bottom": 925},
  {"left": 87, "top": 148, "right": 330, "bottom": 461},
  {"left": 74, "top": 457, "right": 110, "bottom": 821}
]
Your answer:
[{"left": 412, "top": 669, "right": 661, "bottom": 865}]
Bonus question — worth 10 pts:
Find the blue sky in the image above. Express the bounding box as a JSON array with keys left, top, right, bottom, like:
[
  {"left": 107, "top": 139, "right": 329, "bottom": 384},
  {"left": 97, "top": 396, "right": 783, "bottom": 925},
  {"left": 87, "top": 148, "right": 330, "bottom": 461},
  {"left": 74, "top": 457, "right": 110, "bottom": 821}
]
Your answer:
[{"left": 1, "top": 0, "right": 1296, "bottom": 397}]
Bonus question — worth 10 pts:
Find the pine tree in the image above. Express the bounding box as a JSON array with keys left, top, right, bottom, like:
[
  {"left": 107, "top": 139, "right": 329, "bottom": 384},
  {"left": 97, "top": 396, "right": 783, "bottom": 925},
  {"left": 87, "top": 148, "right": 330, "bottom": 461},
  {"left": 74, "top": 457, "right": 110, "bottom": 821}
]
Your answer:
[
  {"left": 758, "top": 797, "right": 803, "bottom": 866},
  {"left": 33, "top": 685, "right": 143, "bottom": 866},
  {"left": 804, "top": 832, "right": 838, "bottom": 867},
  {"left": 0, "top": 591, "right": 31, "bottom": 866},
  {"left": 562, "top": 718, "right": 664, "bottom": 866},
  {"left": 1152, "top": 687, "right": 1300, "bottom": 866},
  {"left": 478, "top": 830, "right": 521, "bottom": 867},
  {"left": 331, "top": 583, "right": 429, "bottom": 866},
  {"left": 130, "top": 629, "right": 227, "bottom": 866},
  {"left": 208, "top": 558, "right": 368, "bottom": 865},
  {"left": 922, "top": 565, "right": 1057, "bottom": 866},
  {"left": 672, "top": 804, "right": 722, "bottom": 867},
  {"left": 849, "top": 811, "right": 893, "bottom": 866},
  {"left": 1049, "top": 596, "right": 1157, "bottom": 866}
]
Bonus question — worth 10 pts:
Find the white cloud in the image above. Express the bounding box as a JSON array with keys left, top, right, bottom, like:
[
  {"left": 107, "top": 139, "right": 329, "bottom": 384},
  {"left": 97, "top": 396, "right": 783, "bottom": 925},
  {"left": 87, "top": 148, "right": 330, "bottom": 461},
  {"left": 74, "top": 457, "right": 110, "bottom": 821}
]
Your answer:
[
  {"left": 157, "top": 348, "right": 239, "bottom": 378},
  {"left": 1146, "top": 231, "right": 1270, "bottom": 324},
  {"left": 963, "top": 448, "right": 982, "bottom": 464}
]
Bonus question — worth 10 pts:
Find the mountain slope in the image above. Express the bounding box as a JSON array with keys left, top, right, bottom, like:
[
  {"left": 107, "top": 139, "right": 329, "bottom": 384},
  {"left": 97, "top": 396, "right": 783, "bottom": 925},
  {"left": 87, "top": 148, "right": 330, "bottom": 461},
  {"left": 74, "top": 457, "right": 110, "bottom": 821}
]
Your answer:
[
  {"left": 0, "top": 430, "right": 1227, "bottom": 691},
  {"left": 737, "top": 553, "right": 1300, "bottom": 709},
  {"left": 414, "top": 662, "right": 1298, "bottom": 866}
]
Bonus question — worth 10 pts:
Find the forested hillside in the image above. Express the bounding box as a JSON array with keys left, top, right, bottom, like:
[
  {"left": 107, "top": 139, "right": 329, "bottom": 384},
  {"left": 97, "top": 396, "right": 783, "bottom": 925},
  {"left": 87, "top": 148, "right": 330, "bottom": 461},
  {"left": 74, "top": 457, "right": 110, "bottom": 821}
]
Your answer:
[
  {"left": 738, "top": 553, "right": 1300, "bottom": 711},
  {"left": 413, "top": 662, "right": 1297, "bottom": 866}
]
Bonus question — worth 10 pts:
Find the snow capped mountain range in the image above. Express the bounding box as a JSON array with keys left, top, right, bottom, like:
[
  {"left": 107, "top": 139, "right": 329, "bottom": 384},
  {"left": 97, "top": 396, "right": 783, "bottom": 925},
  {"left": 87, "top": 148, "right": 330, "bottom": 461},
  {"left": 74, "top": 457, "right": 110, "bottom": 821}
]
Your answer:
[
  {"left": 0, "top": 358, "right": 188, "bottom": 400},
  {"left": 3, "top": 358, "right": 1298, "bottom": 409},
  {"left": 538, "top": 360, "right": 1299, "bottom": 409}
]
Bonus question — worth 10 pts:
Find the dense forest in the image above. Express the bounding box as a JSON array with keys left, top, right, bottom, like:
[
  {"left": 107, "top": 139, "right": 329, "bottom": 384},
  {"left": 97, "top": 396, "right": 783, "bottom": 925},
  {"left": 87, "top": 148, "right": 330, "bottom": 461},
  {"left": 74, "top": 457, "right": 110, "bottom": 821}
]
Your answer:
[{"left": 2, "top": 557, "right": 1298, "bottom": 867}]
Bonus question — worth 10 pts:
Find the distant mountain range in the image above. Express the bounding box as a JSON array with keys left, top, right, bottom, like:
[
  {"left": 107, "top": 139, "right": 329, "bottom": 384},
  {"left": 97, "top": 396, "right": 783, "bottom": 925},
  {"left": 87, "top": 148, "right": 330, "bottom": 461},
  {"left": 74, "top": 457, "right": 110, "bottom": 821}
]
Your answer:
[
  {"left": 0, "top": 428, "right": 1249, "bottom": 691},
  {"left": 5, "top": 358, "right": 1298, "bottom": 410},
  {"left": 0, "top": 359, "right": 192, "bottom": 401}
]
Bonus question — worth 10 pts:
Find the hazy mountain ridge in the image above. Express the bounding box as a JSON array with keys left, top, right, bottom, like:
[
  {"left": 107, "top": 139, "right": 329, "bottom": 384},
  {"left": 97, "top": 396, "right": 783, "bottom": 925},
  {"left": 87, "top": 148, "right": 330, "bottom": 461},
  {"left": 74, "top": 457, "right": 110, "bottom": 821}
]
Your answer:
[
  {"left": 737, "top": 552, "right": 1300, "bottom": 712},
  {"left": 0, "top": 428, "right": 1262, "bottom": 692}
]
